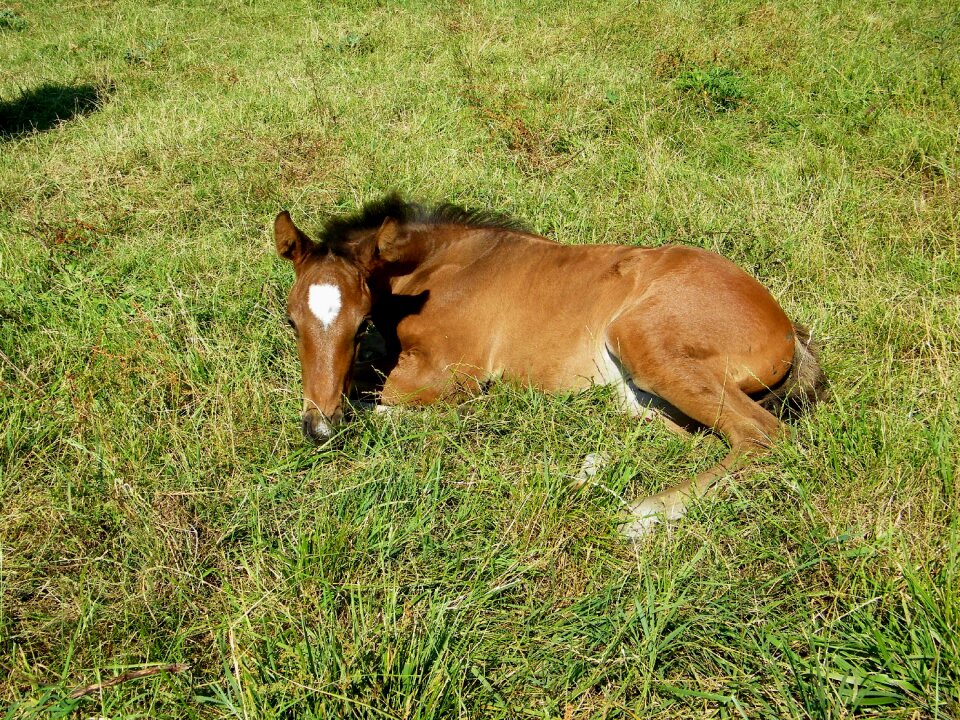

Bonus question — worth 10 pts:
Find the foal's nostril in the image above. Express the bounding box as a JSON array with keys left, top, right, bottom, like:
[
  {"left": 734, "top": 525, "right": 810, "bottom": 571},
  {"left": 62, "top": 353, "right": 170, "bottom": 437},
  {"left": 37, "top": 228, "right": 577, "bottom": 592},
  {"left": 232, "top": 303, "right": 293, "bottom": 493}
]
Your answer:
[{"left": 301, "top": 414, "right": 318, "bottom": 441}]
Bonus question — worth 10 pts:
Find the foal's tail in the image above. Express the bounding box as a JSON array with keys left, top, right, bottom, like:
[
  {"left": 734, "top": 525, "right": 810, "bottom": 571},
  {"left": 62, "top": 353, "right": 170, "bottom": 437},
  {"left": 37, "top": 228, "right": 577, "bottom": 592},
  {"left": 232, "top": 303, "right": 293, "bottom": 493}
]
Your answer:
[{"left": 756, "top": 325, "right": 828, "bottom": 419}]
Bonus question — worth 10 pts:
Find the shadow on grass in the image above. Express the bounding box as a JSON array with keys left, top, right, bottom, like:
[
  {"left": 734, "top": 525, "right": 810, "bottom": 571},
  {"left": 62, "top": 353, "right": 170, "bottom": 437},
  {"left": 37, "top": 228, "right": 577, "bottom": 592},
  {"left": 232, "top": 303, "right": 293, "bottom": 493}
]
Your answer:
[{"left": 0, "top": 82, "right": 108, "bottom": 140}]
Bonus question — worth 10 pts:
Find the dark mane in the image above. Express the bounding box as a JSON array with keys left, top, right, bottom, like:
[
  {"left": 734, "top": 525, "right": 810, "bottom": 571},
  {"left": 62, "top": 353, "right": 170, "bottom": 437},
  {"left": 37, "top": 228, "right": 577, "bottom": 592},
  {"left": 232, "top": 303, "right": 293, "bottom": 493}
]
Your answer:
[{"left": 319, "top": 193, "right": 529, "bottom": 254}]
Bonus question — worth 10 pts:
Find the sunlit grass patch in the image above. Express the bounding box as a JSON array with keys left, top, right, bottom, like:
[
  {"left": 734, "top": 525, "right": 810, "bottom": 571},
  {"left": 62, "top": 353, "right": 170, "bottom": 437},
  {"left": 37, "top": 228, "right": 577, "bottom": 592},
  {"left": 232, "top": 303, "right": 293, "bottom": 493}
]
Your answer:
[{"left": 675, "top": 66, "right": 747, "bottom": 111}]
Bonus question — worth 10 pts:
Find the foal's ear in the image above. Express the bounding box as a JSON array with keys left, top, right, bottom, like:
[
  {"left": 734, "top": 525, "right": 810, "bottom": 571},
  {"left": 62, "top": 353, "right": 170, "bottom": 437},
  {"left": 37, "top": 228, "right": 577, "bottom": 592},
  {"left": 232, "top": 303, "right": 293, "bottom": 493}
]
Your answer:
[
  {"left": 373, "top": 217, "right": 403, "bottom": 263},
  {"left": 274, "top": 211, "right": 318, "bottom": 265}
]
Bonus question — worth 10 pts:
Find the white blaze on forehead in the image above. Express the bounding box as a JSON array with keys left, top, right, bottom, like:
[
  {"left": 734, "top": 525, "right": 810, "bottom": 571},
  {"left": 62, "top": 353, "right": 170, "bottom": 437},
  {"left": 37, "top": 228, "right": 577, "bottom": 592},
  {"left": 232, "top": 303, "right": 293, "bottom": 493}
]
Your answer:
[{"left": 307, "top": 283, "right": 342, "bottom": 328}]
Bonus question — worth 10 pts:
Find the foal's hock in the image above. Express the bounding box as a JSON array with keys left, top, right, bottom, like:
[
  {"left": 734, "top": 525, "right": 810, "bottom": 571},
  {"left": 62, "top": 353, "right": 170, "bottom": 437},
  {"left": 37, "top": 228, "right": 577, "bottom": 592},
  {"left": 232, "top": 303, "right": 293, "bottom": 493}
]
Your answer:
[{"left": 275, "top": 196, "right": 826, "bottom": 537}]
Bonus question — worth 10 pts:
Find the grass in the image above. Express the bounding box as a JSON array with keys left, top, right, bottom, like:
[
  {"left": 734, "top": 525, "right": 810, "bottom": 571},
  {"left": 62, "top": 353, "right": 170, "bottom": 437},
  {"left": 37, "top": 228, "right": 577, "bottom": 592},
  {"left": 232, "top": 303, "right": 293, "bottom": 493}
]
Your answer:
[{"left": 1, "top": 0, "right": 958, "bottom": 717}]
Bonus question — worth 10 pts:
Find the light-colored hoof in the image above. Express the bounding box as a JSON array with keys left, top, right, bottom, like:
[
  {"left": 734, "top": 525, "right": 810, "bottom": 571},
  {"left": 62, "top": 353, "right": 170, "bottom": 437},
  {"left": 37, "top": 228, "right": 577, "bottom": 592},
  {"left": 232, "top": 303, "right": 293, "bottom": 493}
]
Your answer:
[
  {"left": 357, "top": 402, "right": 400, "bottom": 416},
  {"left": 570, "top": 452, "right": 608, "bottom": 490},
  {"left": 619, "top": 494, "right": 687, "bottom": 540},
  {"left": 618, "top": 513, "right": 663, "bottom": 539}
]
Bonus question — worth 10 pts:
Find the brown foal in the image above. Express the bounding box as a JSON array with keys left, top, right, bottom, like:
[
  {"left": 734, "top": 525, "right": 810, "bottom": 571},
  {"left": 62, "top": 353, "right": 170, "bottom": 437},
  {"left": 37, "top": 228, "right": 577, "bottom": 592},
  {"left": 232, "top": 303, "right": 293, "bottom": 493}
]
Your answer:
[{"left": 275, "top": 197, "right": 826, "bottom": 537}]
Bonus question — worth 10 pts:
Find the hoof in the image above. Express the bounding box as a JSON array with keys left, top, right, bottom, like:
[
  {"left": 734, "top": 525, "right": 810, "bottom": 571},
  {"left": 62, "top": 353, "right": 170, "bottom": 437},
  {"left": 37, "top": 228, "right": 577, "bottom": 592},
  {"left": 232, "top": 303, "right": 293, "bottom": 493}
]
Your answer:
[
  {"left": 570, "top": 452, "right": 608, "bottom": 490},
  {"left": 619, "top": 494, "right": 686, "bottom": 540},
  {"left": 618, "top": 513, "right": 662, "bottom": 539}
]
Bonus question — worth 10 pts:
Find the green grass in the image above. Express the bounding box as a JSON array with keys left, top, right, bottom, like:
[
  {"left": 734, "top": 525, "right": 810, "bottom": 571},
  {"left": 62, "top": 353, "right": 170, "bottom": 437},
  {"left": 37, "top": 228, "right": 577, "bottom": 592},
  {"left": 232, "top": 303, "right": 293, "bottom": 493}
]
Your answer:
[{"left": 1, "top": 0, "right": 958, "bottom": 717}]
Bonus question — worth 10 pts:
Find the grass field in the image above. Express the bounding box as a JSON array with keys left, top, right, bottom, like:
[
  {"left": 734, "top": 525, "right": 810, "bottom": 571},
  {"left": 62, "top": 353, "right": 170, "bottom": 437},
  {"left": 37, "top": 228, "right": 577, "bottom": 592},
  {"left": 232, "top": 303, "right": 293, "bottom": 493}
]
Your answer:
[{"left": 2, "top": 0, "right": 959, "bottom": 717}]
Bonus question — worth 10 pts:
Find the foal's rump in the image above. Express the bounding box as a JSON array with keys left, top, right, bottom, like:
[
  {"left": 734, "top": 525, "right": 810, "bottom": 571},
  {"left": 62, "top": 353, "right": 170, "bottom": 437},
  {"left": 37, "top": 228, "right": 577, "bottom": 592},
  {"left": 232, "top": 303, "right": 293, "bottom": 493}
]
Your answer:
[
  {"left": 619, "top": 245, "right": 827, "bottom": 416},
  {"left": 581, "top": 244, "right": 792, "bottom": 388},
  {"left": 570, "top": 243, "right": 821, "bottom": 443}
]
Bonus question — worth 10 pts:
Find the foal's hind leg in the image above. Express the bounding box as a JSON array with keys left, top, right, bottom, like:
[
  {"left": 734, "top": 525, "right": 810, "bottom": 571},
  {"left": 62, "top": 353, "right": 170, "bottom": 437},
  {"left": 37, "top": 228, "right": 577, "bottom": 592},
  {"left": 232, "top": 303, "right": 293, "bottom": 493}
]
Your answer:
[{"left": 606, "top": 337, "right": 784, "bottom": 538}]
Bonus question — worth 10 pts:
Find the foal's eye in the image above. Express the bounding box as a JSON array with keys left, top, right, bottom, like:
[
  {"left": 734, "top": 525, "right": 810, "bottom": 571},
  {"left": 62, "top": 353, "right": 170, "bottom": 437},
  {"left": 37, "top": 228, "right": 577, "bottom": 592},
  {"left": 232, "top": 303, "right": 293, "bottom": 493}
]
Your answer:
[
  {"left": 286, "top": 316, "right": 297, "bottom": 333},
  {"left": 355, "top": 318, "right": 371, "bottom": 341}
]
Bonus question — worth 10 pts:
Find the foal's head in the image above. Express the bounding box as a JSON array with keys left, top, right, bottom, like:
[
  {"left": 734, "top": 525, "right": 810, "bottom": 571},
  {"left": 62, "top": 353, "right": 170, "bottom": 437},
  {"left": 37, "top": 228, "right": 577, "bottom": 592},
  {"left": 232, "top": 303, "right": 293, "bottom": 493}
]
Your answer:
[
  {"left": 275, "top": 197, "right": 498, "bottom": 442},
  {"left": 274, "top": 211, "right": 380, "bottom": 442}
]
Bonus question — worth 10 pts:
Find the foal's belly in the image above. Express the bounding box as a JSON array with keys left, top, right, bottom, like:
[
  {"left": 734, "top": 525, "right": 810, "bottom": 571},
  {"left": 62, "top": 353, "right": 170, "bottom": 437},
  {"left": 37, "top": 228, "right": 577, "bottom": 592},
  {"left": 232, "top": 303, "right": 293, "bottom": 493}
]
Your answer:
[{"left": 488, "top": 334, "right": 612, "bottom": 393}]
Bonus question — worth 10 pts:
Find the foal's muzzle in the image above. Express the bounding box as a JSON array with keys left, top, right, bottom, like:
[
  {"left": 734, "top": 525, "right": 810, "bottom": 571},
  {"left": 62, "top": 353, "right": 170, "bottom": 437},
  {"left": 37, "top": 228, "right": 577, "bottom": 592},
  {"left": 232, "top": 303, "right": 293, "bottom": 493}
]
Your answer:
[{"left": 301, "top": 407, "right": 342, "bottom": 444}]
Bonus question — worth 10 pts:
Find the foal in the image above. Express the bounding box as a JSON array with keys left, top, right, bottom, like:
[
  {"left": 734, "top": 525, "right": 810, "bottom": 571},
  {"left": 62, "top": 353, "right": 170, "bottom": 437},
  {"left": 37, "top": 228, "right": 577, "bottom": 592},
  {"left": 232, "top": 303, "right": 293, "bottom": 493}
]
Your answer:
[{"left": 275, "top": 197, "right": 826, "bottom": 536}]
